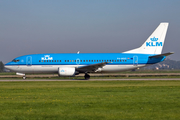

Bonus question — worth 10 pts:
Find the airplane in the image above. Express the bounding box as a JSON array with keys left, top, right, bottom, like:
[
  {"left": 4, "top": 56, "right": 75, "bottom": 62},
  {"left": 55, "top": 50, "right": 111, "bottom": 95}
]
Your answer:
[{"left": 5, "top": 23, "right": 174, "bottom": 80}]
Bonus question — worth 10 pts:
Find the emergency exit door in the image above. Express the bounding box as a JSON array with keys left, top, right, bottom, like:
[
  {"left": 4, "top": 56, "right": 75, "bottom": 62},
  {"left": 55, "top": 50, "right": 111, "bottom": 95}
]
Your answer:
[{"left": 133, "top": 56, "right": 138, "bottom": 66}]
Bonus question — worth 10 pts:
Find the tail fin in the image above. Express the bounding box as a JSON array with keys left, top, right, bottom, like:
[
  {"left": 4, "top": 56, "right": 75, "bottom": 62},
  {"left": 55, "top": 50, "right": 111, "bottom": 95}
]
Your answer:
[{"left": 124, "top": 23, "right": 169, "bottom": 54}]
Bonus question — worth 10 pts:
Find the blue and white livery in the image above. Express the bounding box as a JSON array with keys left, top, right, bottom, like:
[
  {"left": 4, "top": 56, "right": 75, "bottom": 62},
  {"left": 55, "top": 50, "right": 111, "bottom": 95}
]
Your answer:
[{"left": 5, "top": 23, "right": 174, "bottom": 79}]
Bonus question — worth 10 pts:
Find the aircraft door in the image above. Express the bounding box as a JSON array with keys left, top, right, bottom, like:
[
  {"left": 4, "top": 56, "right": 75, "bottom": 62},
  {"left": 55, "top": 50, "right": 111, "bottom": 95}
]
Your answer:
[
  {"left": 133, "top": 56, "right": 138, "bottom": 66},
  {"left": 76, "top": 58, "right": 80, "bottom": 65},
  {"left": 26, "top": 56, "right": 32, "bottom": 66}
]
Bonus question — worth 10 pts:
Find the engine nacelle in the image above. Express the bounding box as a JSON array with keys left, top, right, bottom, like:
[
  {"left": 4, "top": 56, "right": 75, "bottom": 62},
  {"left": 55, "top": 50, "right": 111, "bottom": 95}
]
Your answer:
[{"left": 58, "top": 67, "right": 76, "bottom": 76}]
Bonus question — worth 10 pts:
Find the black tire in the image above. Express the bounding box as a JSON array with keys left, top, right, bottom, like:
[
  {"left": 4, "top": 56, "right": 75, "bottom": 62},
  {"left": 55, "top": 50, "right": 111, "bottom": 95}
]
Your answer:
[{"left": 84, "top": 74, "right": 90, "bottom": 80}]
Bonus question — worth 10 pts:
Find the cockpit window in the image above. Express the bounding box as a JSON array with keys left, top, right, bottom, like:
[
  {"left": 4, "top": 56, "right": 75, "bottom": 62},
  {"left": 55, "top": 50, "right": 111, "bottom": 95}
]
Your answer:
[{"left": 12, "top": 59, "right": 20, "bottom": 62}]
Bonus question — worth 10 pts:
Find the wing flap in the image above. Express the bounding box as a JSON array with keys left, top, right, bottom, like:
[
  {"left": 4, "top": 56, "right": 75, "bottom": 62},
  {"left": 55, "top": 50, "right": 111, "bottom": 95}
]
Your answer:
[{"left": 76, "top": 62, "right": 108, "bottom": 73}]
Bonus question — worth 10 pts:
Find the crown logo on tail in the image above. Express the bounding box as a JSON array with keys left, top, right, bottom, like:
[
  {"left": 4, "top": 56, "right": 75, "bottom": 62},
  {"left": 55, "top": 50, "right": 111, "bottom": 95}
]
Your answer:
[{"left": 150, "top": 37, "right": 158, "bottom": 41}]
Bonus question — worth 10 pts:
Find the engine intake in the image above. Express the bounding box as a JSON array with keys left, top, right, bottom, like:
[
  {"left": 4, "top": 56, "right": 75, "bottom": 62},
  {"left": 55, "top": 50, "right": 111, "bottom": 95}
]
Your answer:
[{"left": 58, "top": 67, "right": 76, "bottom": 76}]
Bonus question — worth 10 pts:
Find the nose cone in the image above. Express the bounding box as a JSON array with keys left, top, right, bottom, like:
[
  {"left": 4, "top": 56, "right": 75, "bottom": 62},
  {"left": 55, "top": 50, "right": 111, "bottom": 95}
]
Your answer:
[{"left": 4, "top": 62, "right": 12, "bottom": 71}]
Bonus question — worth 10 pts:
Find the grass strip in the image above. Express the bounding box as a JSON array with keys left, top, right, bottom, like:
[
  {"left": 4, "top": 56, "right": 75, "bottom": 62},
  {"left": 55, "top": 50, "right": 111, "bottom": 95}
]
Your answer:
[{"left": 0, "top": 80, "right": 180, "bottom": 120}]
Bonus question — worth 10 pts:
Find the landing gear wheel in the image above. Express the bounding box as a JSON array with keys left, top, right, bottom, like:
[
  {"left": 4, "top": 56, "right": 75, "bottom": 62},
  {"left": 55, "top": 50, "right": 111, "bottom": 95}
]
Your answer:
[
  {"left": 84, "top": 74, "right": 90, "bottom": 80},
  {"left": 22, "top": 76, "right": 26, "bottom": 80}
]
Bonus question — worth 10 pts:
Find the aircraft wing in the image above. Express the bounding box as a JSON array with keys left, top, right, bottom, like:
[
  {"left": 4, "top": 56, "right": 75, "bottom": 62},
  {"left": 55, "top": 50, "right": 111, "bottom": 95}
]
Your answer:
[
  {"left": 149, "top": 52, "right": 174, "bottom": 58},
  {"left": 76, "top": 62, "right": 108, "bottom": 73}
]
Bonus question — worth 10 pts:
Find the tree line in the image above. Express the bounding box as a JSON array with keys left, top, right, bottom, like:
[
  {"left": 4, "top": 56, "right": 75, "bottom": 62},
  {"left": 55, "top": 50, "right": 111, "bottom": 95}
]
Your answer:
[
  {"left": 0, "top": 61, "right": 4, "bottom": 72},
  {"left": 143, "top": 59, "right": 180, "bottom": 70}
]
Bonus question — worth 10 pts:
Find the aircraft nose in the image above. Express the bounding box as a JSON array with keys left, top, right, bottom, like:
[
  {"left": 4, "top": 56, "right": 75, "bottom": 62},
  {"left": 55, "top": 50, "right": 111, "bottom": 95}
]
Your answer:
[
  {"left": 4, "top": 64, "right": 9, "bottom": 69},
  {"left": 4, "top": 63, "right": 11, "bottom": 70}
]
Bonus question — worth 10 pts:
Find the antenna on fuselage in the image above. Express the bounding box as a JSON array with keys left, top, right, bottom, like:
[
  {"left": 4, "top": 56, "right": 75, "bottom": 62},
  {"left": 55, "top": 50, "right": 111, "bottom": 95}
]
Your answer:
[{"left": 77, "top": 51, "right": 80, "bottom": 54}]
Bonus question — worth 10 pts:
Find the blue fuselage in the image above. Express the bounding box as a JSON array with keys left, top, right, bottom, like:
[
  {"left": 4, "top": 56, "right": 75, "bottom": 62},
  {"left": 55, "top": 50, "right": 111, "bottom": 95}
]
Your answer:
[{"left": 5, "top": 53, "right": 165, "bottom": 74}]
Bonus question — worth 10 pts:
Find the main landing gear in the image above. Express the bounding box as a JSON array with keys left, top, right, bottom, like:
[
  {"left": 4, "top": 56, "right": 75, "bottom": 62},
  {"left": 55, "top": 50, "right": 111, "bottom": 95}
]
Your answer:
[{"left": 84, "top": 73, "right": 90, "bottom": 80}]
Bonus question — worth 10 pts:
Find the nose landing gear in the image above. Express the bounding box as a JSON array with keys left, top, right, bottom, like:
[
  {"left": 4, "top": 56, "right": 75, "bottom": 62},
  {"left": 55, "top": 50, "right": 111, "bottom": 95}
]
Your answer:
[
  {"left": 22, "top": 76, "right": 26, "bottom": 80},
  {"left": 16, "top": 73, "right": 26, "bottom": 80}
]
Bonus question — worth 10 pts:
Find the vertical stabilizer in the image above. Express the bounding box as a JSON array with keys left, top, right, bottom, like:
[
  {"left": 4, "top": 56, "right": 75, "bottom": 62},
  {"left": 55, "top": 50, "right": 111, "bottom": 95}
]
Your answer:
[{"left": 124, "top": 23, "right": 169, "bottom": 54}]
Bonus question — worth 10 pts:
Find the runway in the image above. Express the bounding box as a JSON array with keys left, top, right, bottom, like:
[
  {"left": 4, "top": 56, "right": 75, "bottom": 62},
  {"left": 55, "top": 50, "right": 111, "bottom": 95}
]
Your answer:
[{"left": 1, "top": 78, "right": 180, "bottom": 82}]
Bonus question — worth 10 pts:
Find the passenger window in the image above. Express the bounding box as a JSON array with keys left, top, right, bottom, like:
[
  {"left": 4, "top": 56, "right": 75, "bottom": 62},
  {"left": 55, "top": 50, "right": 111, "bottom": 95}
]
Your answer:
[
  {"left": 65, "top": 60, "right": 66, "bottom": 62},
  {"left": 42, "top": 60, "right": 43, "bottom": 62},
  {"left": 117, "top": 60, "right": 119, "bottom": 62},
  {"left": 72, "top": 60, "right": 74, "bottom": 62},
  {"left": 91, "top": 60, "right": 93, "bottom": 62},
  {"left": 57, "top": 60, "right": 59, "bottom": 62},
  {"left": 44, "top": 60, "right": 46, "bottom": 62},
  {"left": 39, "top": 60, "right": 41, "bottom": 62},
  {"left": 49, "top": 60, "right": 51, "bottom": 62}
]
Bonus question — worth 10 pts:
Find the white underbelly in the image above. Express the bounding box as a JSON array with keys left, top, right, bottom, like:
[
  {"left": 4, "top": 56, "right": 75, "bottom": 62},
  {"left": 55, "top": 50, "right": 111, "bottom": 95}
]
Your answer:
[{"left": 101, "top": 64, "right": 146, "bottom": 72}]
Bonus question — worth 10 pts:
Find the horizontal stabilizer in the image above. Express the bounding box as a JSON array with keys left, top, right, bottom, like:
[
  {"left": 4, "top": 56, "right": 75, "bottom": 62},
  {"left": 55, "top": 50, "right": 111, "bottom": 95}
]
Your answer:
[{"left": 149, "top": 52, "right": 174, "bottom": 58}]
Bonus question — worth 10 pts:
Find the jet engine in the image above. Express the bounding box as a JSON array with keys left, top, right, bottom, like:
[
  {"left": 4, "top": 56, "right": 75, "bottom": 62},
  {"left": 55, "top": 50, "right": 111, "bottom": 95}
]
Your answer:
[{"left": 58, "top": 67, "right": 76, "bottom": 76}]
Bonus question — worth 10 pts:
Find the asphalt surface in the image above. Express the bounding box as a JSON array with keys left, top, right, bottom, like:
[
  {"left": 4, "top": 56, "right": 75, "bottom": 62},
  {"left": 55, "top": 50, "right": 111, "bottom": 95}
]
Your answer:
[
  {"left": 1, "top": 78, "right": 180, "bottom": 82},
  {"left": 1, "top": 73, "right": 180, "bottom": 78}
]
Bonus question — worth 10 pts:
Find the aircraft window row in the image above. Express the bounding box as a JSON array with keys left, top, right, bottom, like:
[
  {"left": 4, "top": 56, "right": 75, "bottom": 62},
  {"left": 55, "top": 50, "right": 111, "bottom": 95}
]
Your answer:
[
  {"left": 64, "top": 60, "right": 127, "bottom": 62},
  {"left": 39, "top": 60, "right": 62, "bottom": 62},
  {"left": 39, "top": 59, "right": 127, "bottom": 62}
]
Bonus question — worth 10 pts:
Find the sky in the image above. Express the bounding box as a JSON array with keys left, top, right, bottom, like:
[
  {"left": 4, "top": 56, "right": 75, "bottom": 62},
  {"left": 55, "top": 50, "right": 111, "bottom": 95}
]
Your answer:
[{"left": 1, "top": 0, "right": 180, "bottom": 63}]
